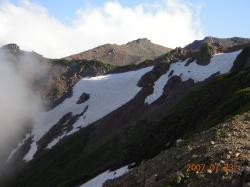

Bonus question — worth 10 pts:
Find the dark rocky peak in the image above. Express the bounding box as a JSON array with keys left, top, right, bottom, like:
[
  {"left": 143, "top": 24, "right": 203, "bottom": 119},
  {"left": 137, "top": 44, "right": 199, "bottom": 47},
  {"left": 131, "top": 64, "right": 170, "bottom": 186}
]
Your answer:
[
  {"left": 126, "top": 38, "right": 151, "bottom": 45},
  {"left": 0, "top": 43, "right": 48, "bottom": 62},
  {"left": 185, "top": 36, "right": 250, "bottom": 52},
  {"left": 1, "top": 43, "right": 20, "bottom": 55}
]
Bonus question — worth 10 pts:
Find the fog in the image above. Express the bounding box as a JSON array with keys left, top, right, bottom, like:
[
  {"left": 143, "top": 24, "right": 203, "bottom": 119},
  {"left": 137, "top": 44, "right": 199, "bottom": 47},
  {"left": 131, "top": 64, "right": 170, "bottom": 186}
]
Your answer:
[{"left": 0, "top": 49, "right": 46, "bottom": 173}]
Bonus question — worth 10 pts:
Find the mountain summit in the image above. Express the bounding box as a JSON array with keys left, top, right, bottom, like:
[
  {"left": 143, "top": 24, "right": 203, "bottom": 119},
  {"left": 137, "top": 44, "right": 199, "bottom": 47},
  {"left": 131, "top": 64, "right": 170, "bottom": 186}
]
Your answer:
[
  {"left": 185, "top": 36, "right": 250, "bottom": 51},
  {"left": 64, "top": 38, "right": 171, "bottom": 66}
]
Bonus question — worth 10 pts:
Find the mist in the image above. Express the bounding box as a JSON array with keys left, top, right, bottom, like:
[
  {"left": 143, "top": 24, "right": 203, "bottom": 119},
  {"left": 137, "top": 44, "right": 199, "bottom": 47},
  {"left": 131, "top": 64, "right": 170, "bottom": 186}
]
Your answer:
[{"left": 0, "top": 49, "right": 46, "bottom": 173}]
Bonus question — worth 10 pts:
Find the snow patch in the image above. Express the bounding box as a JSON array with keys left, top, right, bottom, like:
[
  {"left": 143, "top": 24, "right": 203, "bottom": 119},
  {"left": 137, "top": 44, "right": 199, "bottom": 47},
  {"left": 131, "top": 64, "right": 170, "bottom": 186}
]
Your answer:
[
  {"left": 46, "top": 133, "right": 66, "bottom": 149},
  {"left": 23, "top": 66, "right": 153, "bottom": 161},
  {"left": 23, "top": 141, "right": 38, "bottom": 161},
  {"left": 80, "top": 165, "right": 129, "bottom": 187},
  {"left": 145, "top": 50, "right": 242, "bottom": 104},
  {"left": 7, "top": 134, "right": 30, "bottom": 162}
]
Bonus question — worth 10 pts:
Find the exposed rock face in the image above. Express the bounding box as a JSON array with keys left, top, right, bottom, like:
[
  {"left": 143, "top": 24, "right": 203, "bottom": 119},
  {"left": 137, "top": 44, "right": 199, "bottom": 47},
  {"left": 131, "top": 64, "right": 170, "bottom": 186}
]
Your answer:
[
  {"left": 64, "top": 38, "right": 171, "bottom": 66},
  {"left": 40, "top": 59, "right": 115, "bottom": 108},
  {"left": 0, "top": 43, "right": 47, "bottom": 61},
  {"left": 0, "top": 40, "right": 170, "bottom": 109},
  {"left": 77, "top": 93, "right": 90, "bottom": 104},
  {"left": 1, "top": 44, "right": 20, "bottom": 54},
  {"left": 0, "top": 44, "right": 117, "bottom": 108},
  {"left": 2, "top": 38, "right": 250, "bottom": 187},
  {"left": 185, "top": 36, "right": 250, "bottom": 52}
]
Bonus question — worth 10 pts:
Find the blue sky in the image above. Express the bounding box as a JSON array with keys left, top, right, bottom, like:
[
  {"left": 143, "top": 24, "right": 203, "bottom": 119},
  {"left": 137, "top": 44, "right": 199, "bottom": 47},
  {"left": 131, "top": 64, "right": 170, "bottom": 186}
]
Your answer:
[
  {"left": 190, "top": 0, "right": 250, "bottom": 38},
  {"left": 1, "top": 0, "right": 249, "bottom": 58},
  {"left": 10, "top": 0, "right": 250, "bottom": 38}
]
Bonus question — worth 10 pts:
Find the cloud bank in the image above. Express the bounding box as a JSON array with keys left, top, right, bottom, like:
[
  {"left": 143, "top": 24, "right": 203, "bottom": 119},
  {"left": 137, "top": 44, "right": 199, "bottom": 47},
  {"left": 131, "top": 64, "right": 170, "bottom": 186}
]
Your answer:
[
  {"left": 0, "top": 0, "right": 203, "bottom": 58},
  {"left": 0, "top": 49, "right": 46, "bottom": 170}
]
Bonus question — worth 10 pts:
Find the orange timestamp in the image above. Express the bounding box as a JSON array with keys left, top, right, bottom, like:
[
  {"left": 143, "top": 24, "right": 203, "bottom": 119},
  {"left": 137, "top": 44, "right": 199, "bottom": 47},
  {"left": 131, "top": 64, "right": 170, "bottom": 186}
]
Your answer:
[{"left": 186, "top": 163, "right": 235, "bottom": 173}]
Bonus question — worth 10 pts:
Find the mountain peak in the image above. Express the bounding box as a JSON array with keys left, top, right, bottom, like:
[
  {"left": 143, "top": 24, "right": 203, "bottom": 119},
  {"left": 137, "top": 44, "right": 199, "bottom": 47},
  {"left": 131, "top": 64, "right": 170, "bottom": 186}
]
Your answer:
[
  {"left": 185, "top": 36, "right": 250, "bottom": 51},
  {"left": 64, "top": 38, "right": 171, "bottom": 66},
  {"left": 126, "top": 38, "right": 151, "bottom": 45},
  {"left": 1, "top": 43, "right": 20, "bottom": 54}
]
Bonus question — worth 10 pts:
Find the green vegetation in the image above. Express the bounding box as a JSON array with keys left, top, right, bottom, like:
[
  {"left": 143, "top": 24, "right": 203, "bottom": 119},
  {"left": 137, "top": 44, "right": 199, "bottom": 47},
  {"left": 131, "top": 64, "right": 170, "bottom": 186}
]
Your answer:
[
  {"left": 52, "top": 59, "right": 116, "bottom": 72},
  {"left": 51, "top": 58, "right": 155, "bottom": 75},
  {"left": 122, "top": 67, "right": 250, "bottom": 167},
  {"left": 109, "top": 59, "right": 154, "bottom": 73},
  {"left": 162, "top": 67, "right": 250, "bottom": 134},
  {"left": 155, "top": 47, "right": 187, "bottom": 64},
  {"left": 6, "top": 52, "right": 250, "bottom": 187},
  {"left": 164, "top": 184, "right": 172, "bottom": 187},
  {"left": 199, "top": 42, "right": 216, "bottom": 61},
  {"left": 10, "top": 67, "right": 250, "bottom": 187}
]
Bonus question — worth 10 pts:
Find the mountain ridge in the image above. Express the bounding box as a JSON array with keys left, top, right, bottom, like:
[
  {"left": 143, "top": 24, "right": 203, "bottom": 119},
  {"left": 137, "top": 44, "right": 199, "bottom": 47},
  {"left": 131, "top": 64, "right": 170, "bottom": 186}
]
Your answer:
[
  {"left": 1, "top": 37, "right": 250, "bottom": 187},
  {"left": 63, "top": 38, "right": 171, "bottom": 66},
  {"left": 185, "top": 36, "right": 250, "bottom": 52}
]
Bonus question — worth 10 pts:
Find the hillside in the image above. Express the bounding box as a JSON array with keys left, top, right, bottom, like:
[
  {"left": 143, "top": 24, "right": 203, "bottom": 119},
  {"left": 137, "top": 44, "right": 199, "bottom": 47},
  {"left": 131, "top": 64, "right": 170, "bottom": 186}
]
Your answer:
[
  {"left": 1, "top": 38, "right": 250, "bottom": 187},
  {"left": 105, "top": 112, "right": 250, "bottom": 187},
  {"left": 184, "top": 36, "right": 250, "bottom": 52},
  {"left": 64, "top": 38, "right": 171, "bottom": 66},
  {"left": 0, "top": 44, "right": 117, "bottom": 106},
  {"left": 0, "top": 41, "right": 165, "bottom": 106}
]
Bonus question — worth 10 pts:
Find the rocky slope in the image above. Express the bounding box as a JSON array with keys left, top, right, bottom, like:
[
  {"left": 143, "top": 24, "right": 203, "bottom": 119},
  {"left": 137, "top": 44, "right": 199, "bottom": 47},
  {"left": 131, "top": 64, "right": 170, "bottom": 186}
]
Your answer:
[
  {"left": 0, "top": 44, "right": 118, "bottom": 106},
  {"left": 1, "top": 38, "right": 250, "bottom": 187},
  {"left": 0, "top": 43, "right": 47, "bottom": 62},
  {"left": 104, "top": 112, "right": 250, "bottom": 187},
  {"left": 185, "top": 36, "right": 250, "bottom": 52},
  {"left": 64, "top": 38, "right": 171, "bottom": 66},
  {"left": 0, "top": 41, "right": 163, "bottom": 107}
]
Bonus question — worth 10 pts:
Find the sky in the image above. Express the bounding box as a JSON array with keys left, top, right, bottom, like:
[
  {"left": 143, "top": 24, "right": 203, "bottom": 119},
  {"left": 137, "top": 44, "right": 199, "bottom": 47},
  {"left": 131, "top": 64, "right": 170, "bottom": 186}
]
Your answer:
[{"left": 0, "top": 0, "right": 249, "bottom": 58}]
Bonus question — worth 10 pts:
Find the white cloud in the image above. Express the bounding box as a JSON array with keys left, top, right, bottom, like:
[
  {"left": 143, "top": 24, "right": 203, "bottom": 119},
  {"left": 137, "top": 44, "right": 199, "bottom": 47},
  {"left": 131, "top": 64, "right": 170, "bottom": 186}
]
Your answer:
[
  {"left": 0, "top": 51, "right": 44, "bottom": 158},
  {"left": 0, "top": 0, "right": 203, "bottom": 58}
]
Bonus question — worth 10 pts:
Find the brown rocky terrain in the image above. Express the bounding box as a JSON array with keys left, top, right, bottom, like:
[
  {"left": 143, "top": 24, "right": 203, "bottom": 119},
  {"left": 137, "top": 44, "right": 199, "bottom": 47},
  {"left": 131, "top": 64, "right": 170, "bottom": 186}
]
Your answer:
[
  {"left": 64, "top": 38, "right": 171, "bottom": 66},
  {"left": 1, "top": 38, "right": 250, "bottom": 187},
  {"left": 0, "top": 44, "right": 117, "bottom": 108},
  {"left": 104, "top": 112, "right": 250, "bottom": 187},
  {"left": 185, "top": 36, "right": 250, "bottom": 53},
  {"left": 0, "top": 41, "right": 170, "bottom": 108}
]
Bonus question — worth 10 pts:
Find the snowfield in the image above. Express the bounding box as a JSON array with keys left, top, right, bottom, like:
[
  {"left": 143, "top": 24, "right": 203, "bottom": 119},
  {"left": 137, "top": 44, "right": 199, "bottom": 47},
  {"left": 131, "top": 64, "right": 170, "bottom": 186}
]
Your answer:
[
  {"left": 80, "top": 165, "right": 130, "bottom": 187},
  {"left": 145, "top": 50, "right": 242, "bottom": 104},
  {"left": 22, "top": 66, "right": 153, "bottom": 161},
  {"left": 10, "top": 50, "right": 242, "bottom": 162}
]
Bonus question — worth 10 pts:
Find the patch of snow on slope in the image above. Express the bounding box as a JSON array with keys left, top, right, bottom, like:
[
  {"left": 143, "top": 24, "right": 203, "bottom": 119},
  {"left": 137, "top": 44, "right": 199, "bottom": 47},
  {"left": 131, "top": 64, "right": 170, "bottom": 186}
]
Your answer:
[
  {"left": 46, "top": 133, "right": 66, "bottom": 149},
  {"left": 145, "top": 50, "right": 242, "bottom": 105},
  {"left": 7, "top": 134, "right": 30, "bottom": 162},
  {"left": 23, "top": 66, "right": 153, "bottom": 161},
  {"left": 80, "top": 165, "right": 129, "bottom": 187},
  {"left": 23, "top": 141, "right": 38, "bottom": 161}
]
